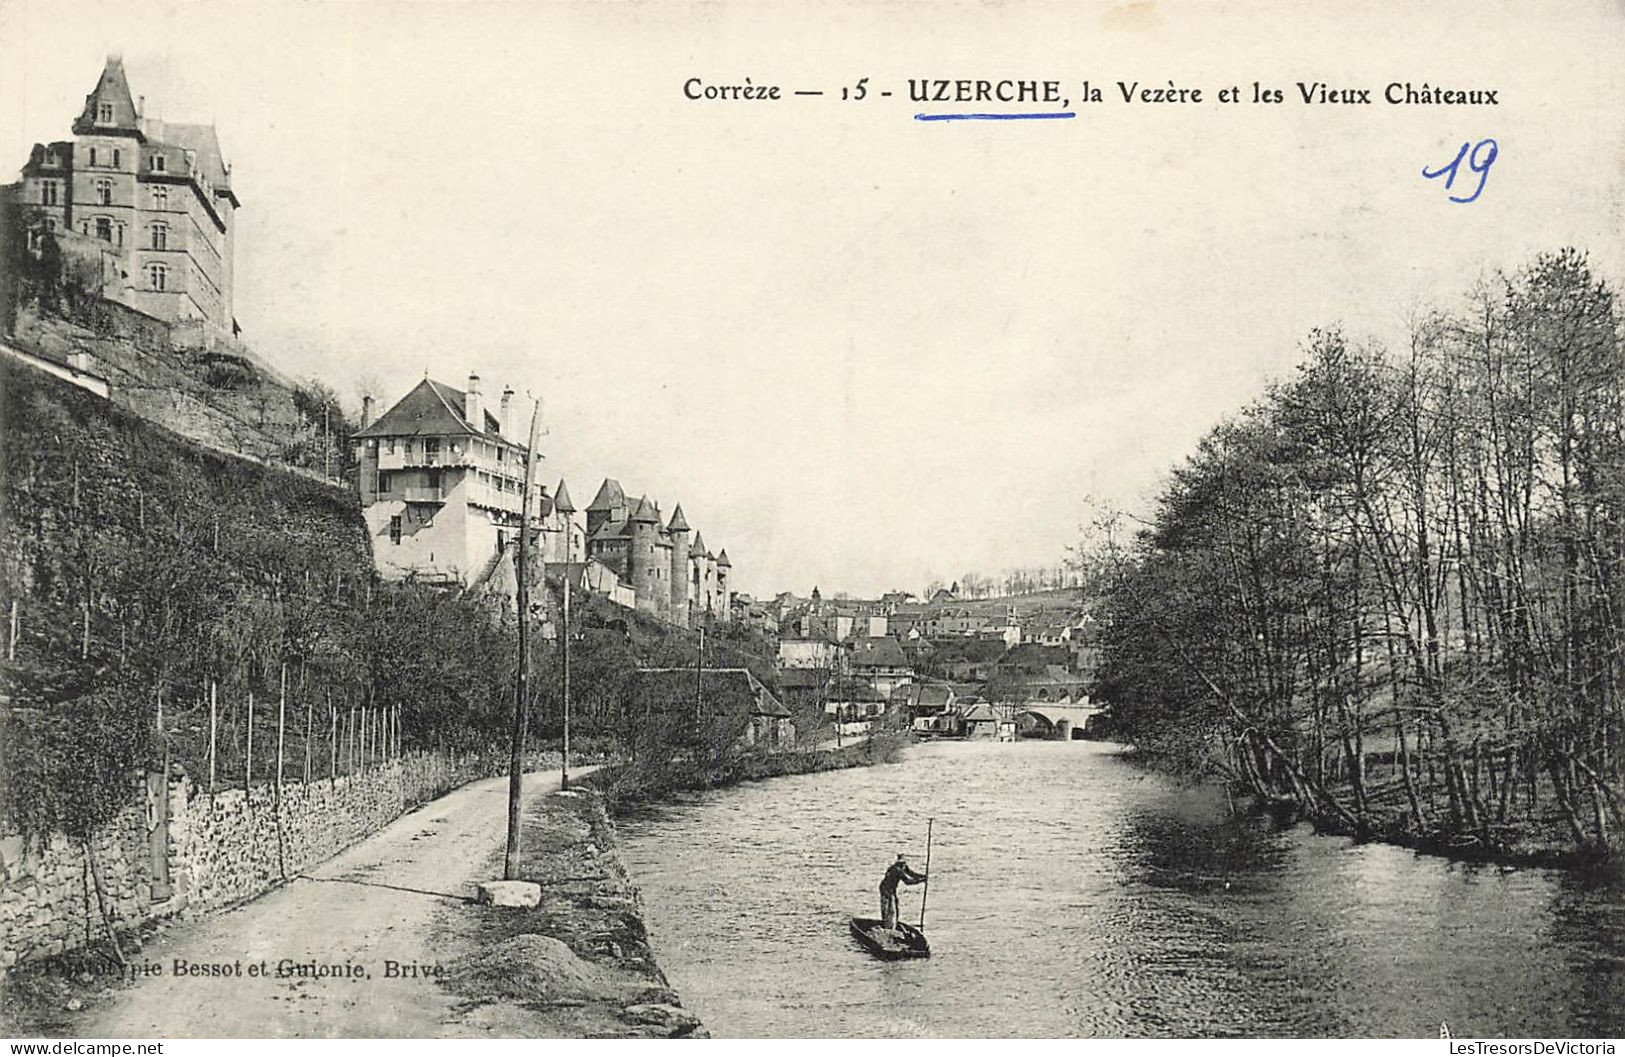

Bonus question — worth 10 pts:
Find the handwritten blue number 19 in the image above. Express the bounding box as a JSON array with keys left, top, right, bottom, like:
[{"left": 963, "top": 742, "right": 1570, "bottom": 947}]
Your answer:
[{"left": 1422, "top": 139, "right": 1499, "bottom": 204}]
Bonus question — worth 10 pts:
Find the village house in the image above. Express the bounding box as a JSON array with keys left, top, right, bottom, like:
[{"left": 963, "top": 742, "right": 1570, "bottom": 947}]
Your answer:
[
  {"left": 962, "top": 702, "right": 1010, "bottom": 740},
  {"left": 825, "top": 679, "right": 888, "bottom": 721},
  {"left": 777, "top": 666, "right": 832, "bottom": 712},
  {"left": 778, "top": 636, "right": 846, "bottom": 671},
  {"left": 10, "top": 56, "right": 240, "bottom": 339},
  {"left": 630, "top": 667, "right": 796, "bottom": 754},
  {"left": 849, "top": 637, "right": 916, "bottom": 698},
  {"left": 354, "top": 374, "right": 544, "bottom": 585}
]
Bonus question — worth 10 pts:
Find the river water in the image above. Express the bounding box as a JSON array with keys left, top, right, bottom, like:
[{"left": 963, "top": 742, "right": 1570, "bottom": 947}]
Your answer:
[{"left": 615, "top": 740, "right": 1625, "bottom": 1038}]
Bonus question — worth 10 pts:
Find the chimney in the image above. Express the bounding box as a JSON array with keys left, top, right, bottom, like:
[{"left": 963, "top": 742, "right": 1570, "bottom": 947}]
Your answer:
[
  {"left": 137, "top": 95, "right": 144, "bottom": 118},
  {"left": 465, "top": 372, "right": 482, "bottom": 430},
  {"left": 500, "top": 385, "right": 514, "bottom": 436},
  {"left": 360, "top": 394, "right": 374, "bottom": 428}
]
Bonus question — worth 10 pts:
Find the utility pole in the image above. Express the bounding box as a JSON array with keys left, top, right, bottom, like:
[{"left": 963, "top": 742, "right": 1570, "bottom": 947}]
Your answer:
[
  {"left": 503, "top": 399, "right": 543, "bottom": 881},
  {"left": 694, "top": 625, "right": 705, "bottom": 741},
  {"left": 561, "top": 499, "right": 572, "bottom": 791}
]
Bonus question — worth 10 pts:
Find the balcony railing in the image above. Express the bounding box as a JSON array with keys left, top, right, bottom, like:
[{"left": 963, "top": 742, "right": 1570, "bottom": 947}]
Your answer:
[{"left": 402, "top": 486, "right": 445, "bottom": 504}]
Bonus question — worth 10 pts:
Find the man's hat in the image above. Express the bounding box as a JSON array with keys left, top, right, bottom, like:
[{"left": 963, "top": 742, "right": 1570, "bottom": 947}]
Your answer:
[{"left": 896, "top": 853, "right": 909, "bottom": 862}]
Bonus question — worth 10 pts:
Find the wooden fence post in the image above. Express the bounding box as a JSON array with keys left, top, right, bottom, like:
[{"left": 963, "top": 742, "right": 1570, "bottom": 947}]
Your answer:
[
  {"left": 8, "top": 598, "right": 17, "bottom": 661},
  {"left": 245, "top": 691, "right": 255, "bottom": 793},
  {"left": 304, "top": 691, "right": 313, "bottom": 784},
  {"left": 276, "top": 666, "right": 287, "bottom": 797},
  {"left": 208, "top": 680, "right": 218, "bottom": 793},
  {"left": 329, "top": 696, "right": 337, "bottom": 783}
]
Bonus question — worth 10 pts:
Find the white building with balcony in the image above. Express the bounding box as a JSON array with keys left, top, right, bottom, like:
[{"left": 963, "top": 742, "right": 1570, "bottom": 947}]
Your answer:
[{"left": 354, "top": 373, "right": 548, "bottom": 584}]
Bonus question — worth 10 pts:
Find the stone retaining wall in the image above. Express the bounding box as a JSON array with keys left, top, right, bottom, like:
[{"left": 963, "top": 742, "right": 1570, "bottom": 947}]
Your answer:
[{"left": 0, "top": 749, "right": 560, "bottom": 972}]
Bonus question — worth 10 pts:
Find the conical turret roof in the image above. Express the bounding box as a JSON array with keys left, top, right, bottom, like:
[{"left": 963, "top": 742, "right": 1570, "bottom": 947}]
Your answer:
[
  {"left": 74, "top": 56, "right": 141, "bottom": 136},
  {"left": 667, "top": 504, "right": 690, "bottom": 533},
  {"left": 690, "top": 531, "right": 708, "bottom": 558},
  {"left": 630, "top": 494, "right": 659, "bottom": 523},
  {"left": 553, "top": 479, "right": 575, "bottom": 514},
  {"left": 587, "top": 478, "right": 625, "bottom": 512},
  {"left": 717, "top": 548, "right": 732, "bottom": 567}
]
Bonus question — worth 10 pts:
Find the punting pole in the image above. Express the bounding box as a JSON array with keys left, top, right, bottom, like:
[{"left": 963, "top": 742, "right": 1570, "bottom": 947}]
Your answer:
[{"left": 919, "top": 816, "right": 934, "bottom": 929}]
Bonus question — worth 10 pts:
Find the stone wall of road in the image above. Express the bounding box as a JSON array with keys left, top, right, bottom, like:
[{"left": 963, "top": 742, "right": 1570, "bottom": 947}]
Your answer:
[{"left": 0, "top": 748, "right": 563, "bottom": 972}]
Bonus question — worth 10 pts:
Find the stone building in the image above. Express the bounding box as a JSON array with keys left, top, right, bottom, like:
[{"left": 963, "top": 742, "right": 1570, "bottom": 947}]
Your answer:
[
  {"left": 353, "top": 374, "right": 545, "bottom": 584},
  {"left": 583, "top": 478, "right": 733, "bottom": 626},
  {"left": 9, "top": 56, "right": 240, "bottom": 338},
  {"left": 355, "top": 384, "right": 737, "bottom": 619}
]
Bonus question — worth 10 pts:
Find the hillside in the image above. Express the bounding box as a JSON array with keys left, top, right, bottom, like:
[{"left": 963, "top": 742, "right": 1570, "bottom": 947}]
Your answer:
[{"left": 3, "top": 295, "right": 349, "bottom": 484}]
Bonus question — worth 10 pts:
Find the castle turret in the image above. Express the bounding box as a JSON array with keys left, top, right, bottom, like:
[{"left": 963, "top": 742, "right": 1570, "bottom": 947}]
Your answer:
[
  {"left": 666, "top": 504, "right": 691, "bottom": 628},
  {"left": 628, "top": 494, "right": 661, "bottom": 616},
  {"left": 690, "top": 531, "right": 711, "bottom": 621},
  {"left": 552, "top": 478, "right": 577, "bottom": 565},
  {"left": 717, "top": 548, "right": 733, "bottom": 621}
]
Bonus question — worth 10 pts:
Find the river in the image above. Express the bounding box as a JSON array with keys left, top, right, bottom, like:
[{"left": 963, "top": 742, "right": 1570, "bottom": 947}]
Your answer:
[{"left": 615, "top": 740, "right": 1625, "bottom": 1038}]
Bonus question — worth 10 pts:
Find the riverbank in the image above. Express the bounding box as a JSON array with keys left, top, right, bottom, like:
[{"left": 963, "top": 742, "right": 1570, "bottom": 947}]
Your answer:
[
  {"left": 1117, "top": 744, "right": 1622, "bottom": 875},
  {"left": 426, "top": 782, "right": 705, "bottom": 1038},
  {"left": 585, "top": 732, "right": 909, "bottom": 811}
]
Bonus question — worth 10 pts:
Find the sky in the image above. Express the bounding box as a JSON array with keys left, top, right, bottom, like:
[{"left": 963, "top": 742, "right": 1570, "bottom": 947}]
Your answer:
[{"left": 3, "top": 0, "right": 1623, "bottom": 599}]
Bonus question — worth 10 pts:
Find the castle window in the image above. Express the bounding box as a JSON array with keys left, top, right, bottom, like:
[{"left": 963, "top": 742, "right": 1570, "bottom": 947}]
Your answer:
[
  {"left": 88, "top": 146, "right": 98, "bottom": 166},
  {"left": 377, "top": 472, "right": 392, "bottom": 494},
  {"left": 389, "top": 516, "right": 403, "bottom": 546},
  {"left": 151, "top": 154, "right": 166, "bottom": 173},
  {"left": 384, "top": 438, "right": 395, "bottom": 454},
  {"left": 148, "top": 262, "right": 168, "bottom": 291},
  {"left": 94, "top": 178, "right": 113, "bottom": 205},
  {"left": 95, "top": 217, "right": 112, "bottom": 242},
  {"left": 150, "top": 222, "right": 168, "bottom": 250},
  {"left": 151, "top": 186, "right": 169, "bottom": 209},
  {"left": 425, "top": 438, "right": 441, "bottom": 463},
  {"left": 40, "top": 181, "right": 59, "bottom": 206},
  {"left": 97, "top": 102, "right": 113, "bottom": 123},
  {"left": 112, "top": 148, "right": 121, "bottom": 168}
]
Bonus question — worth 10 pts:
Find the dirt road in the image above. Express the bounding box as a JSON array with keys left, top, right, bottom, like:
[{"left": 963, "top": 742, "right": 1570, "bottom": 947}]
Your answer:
[{"left": 86, "top": 769, "right": 582, "bottom": 1038}]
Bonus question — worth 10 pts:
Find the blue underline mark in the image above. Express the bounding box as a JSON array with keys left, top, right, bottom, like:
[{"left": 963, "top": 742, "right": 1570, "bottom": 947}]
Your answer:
[{"left": 914, "top": 111, "right": 1077, "bottom": 122}]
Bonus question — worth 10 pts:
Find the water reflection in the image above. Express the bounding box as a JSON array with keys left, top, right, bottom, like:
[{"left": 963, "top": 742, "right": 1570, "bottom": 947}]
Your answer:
[{"left": 616, "top": 741, "right": 1623, "bottom": 1038}]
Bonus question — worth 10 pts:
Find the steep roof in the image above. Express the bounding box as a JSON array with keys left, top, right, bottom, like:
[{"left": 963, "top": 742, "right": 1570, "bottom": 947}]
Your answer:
[
  {"left": 146, "top": 120, "right": 232, "bottom": 192},
  {"left": 690, "top": 531, "right": 708, "bottom": 558},
  {"left": 778, "top": 667, "right": 830, "bottom": 690},
  {"left": 666, "top": 504, "right": 690, "bottom": 533},
  {"left": 553, "top": 479, "right": 575, "bottom": 514},
  {"left": 852, "top": 637, "right": 910, "bottom": 669},
  {"left": 631, "top": 667, "right": 792, "bottom": 729},
  {"left": 353, "top": 378, "right": 506, "bottom": 441},
  {"left": 829, "top": 680, "right": 886, "bottom": 702},
  {"left": 630, "top": 495, "right": 659, "bottom": 523},
  {"left": 717, "top": 548, "right": 731, "bottom": 567},
  {"left": 588, "top": 518, "right": 632, "bottom": 543},
  {"left": 74, "top": 57, "right": 141, "bottom": 136},
  {"left": 962, "top": 703, "right": 997, "bottom": 722},
  {"left": 587, "top": 479, "right": 626, "bottom": 512}
]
